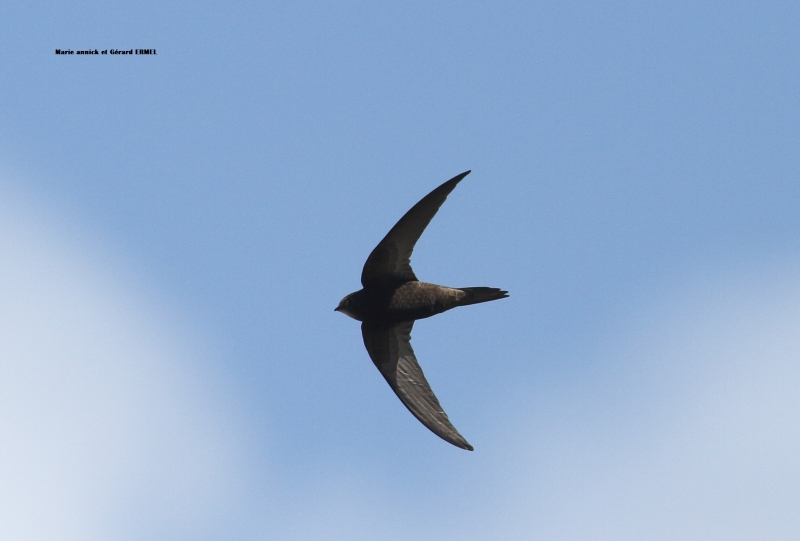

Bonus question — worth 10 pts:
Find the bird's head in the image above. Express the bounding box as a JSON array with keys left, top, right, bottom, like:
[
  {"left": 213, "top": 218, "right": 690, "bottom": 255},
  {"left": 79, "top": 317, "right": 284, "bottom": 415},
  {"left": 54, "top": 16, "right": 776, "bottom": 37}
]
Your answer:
[{"left": 334, "top": 291, "right": 364, "bottom": 321}]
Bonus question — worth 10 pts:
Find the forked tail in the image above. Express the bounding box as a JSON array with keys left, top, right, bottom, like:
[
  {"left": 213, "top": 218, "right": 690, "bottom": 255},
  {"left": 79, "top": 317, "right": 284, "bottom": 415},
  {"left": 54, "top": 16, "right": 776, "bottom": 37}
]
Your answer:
[{"left": 458, "top": 287, "right": 509, "bottom": 307}]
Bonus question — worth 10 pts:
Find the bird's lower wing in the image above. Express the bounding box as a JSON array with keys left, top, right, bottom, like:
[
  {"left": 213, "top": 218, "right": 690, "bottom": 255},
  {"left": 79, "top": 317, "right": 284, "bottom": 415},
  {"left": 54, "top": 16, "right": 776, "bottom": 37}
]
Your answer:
[{"left": 361, "top": 321, "right": 473, "bottom": 451}]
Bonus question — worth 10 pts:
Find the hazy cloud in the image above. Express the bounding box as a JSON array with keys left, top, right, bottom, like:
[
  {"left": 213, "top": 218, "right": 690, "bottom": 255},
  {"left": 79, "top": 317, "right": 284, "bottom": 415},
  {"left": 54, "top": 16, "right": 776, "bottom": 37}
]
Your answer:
[{"left": 0, "top": 187, "right": 252, "bottom": 540}]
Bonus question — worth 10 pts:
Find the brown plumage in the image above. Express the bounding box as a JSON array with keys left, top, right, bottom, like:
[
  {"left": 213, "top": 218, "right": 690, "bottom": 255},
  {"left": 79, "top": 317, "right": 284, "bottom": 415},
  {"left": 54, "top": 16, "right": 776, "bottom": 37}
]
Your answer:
[{"left": 335, "top": 171, "right": 508, "bottom": 451}]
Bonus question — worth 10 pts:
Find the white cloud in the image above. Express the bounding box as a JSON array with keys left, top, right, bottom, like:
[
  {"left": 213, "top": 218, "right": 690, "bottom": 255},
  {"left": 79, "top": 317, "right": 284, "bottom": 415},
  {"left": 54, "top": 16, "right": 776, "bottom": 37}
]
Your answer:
[
  {"left": 0, "top": 185, "right": 252, "bottom": 540},
  {"left": 485, "top": 268, "right": 800, "bottom": 540}
]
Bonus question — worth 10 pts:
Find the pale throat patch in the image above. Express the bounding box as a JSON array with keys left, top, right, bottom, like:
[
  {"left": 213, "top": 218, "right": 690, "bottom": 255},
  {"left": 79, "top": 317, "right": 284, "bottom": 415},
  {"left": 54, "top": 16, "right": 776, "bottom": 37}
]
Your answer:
[{"left": 337, "top": 306, "right": 360, "bottom": 320}]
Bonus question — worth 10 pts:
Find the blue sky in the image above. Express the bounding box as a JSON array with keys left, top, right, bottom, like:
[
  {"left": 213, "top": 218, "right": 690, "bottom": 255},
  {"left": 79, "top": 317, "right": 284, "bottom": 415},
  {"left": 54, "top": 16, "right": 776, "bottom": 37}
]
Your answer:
[{"left": 2, "top": 1, "right": 800, "bottom": 539}]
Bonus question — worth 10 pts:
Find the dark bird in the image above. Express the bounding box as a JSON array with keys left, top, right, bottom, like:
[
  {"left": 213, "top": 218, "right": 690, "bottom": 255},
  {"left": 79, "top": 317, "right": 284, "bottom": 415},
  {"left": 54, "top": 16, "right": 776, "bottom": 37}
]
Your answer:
[{"left": 335, "top": 171, "right": 508, "bottom": 451}]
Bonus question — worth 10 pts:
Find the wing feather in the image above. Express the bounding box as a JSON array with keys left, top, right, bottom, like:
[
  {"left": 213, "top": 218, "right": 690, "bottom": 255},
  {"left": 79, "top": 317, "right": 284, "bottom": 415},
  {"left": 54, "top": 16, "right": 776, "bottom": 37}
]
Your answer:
[
  {"left": 361, "top": 321, "right": 473, "bottom": 451},
  {"left": 361, "top": 171, "right": 470, "bottom": 287}
]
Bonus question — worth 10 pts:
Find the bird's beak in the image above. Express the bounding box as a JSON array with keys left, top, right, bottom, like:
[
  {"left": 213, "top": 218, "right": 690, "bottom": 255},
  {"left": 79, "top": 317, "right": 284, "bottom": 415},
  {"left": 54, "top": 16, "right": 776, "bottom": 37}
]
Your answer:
[{"left": 334, "top": 306, "right": 341, "bottom": 312}]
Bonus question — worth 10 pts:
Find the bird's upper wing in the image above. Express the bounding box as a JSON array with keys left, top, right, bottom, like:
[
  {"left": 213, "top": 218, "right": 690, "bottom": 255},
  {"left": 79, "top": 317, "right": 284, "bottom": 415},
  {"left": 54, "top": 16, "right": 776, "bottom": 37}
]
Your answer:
[
  {"left": 361, "top": 171, "right": 470, "bottom": 288},
  {"left": 361, "top": 321, "right": 473, "bottom": 450}
]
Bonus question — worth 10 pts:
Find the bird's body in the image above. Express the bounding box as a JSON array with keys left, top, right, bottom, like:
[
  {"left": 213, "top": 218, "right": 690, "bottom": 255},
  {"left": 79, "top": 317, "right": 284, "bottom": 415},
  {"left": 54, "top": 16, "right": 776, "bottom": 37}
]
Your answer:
[
  {"left": 339, "top": 281, "right": 507, "bottom": 325},
  {"left": 336, "top": 171, "right": 508, "bottom": 451}
]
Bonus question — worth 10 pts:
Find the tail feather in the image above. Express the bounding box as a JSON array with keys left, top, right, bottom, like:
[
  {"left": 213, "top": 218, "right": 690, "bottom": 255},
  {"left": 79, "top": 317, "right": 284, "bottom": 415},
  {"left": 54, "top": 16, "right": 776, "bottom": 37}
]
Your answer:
[{"left": 458, "top": 287, "right": 509, "bottom": 307}]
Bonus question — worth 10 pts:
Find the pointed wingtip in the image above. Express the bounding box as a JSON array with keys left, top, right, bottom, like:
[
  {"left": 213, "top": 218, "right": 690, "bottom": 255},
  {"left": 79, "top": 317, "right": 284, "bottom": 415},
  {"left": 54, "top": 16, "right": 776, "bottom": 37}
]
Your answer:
[
  {"left": 440, "top": 170, "right": 471, "bottom": 190},
  {"left": 438, "top": 432, "right": 473, "bottom": 451},
  {"left": 442, "top": 434, "right": 473, "bottom": 450},
  {"left": 451, "top": 433, "right": 474, "bottom": 451}
]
